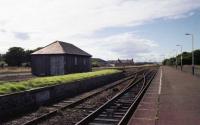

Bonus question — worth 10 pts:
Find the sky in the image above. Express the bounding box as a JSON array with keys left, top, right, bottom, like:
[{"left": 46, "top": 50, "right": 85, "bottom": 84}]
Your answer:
[{"left": 0, "top": 0, "right": 200, "bottom": 62}]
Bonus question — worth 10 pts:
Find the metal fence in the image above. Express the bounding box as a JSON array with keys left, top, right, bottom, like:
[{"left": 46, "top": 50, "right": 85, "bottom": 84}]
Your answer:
[
  {"left": 194, "top": 67, "right": 200, "bottom": 76},
  {"left": 172, "top": 65, "right": 200, "bottom": 76}
]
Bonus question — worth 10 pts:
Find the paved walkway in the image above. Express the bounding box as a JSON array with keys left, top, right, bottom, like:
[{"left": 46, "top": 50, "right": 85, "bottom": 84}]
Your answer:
[{"left": 128, "top": 66, "right": 200, "bottom": 125}]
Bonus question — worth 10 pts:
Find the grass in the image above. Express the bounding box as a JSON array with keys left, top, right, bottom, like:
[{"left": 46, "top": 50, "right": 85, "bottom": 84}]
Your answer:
[
  {"left": 0, "top": 69, "right": 121, "bottom": 95},
  {"left": 0, "top": 81, "right": 5, "bottom": 85}
]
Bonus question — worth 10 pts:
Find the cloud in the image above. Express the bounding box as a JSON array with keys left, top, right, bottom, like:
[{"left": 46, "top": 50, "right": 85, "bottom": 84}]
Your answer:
[
  {"left": 0, "top": 29, "right": 6, "bottom": 33},
  {"left": 13, "top": 32, "right": 30, "bottom": 40},
  {"left": 71, "top": 32, "right": 158, "bottom": 61},
  {"left": 0, "top": 0, "right": 199, "bottom": 60},
  {"left": 0, "top": 0, "right": 199, "bottom": 37}
]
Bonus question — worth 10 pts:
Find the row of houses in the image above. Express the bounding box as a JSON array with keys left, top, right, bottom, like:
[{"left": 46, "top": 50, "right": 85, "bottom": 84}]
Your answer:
[
  {"left": 31, "top": 41, "right": 134, "bottom": 76},
  {"left": 107, "top": 59, "right": 134, "bottom": 67}
]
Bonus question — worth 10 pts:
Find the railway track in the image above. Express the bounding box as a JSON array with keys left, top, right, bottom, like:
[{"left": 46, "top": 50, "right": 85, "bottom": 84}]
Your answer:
[
  {"left": 3, "top": 69, "right": 147, "bottom": 125},
  {"left": 76, "top": 69, "right": 157, "bottom": 125}
]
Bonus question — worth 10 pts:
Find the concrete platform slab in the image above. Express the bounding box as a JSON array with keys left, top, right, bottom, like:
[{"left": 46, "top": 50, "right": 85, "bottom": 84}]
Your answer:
[
  {"left": 128, "top": 66, "right": 200, "bottom": 125},
  {"left": 157, "top": 66, "right": 200, "bottom": 125},
  {"left": 134, "top": 109, "right": 157, "bottom": 119},
  {"left": 128, "top": 118, "right": 155, "bottom": 125},
  {"left": 138, "top": 102, "right": 157, "bottom": 109}
]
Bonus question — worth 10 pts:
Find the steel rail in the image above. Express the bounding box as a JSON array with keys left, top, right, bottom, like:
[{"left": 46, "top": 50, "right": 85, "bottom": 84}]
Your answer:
[
  {"left": 118, "top": 70, "right": 157, "bottom": 125},
  {"left": 21, "top": 70, "right": 145, "bottom": 125},
  {"left": 75, "top": 70, "right": 156, "bottom": 125}
]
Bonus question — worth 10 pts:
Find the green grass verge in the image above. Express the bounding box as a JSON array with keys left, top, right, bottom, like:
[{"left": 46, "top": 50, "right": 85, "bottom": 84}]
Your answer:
[{"left": 0, "top": 69, "right": 121, "bottom": 95}]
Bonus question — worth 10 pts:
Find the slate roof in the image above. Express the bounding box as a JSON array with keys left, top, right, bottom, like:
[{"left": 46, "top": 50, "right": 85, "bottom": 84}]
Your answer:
[
  {"left": 116, "top": 59, "right": 134, "bottom": 64},
  {"left": 31, "top": 41, "right": 92, "bottom": 57}
]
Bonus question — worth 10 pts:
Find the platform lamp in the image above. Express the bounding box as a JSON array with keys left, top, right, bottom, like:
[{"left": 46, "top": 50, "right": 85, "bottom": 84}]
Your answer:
[
  {"left": 175, "top": 49, "right": 178, "bottom": 69},
  {"left": 176, "top": 44, "right": 183, "bottom": 71},
  {"left": 185, "top": 33, "right": 194, "bottom": 75},
  {"left": 160, "top": 54, "right": 165, "bottom": 65},
  {"left": 172, "top": 49, "right": 176, "bottom": 66}
]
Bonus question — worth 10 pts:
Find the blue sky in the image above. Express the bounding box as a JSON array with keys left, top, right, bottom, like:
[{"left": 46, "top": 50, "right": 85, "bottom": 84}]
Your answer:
[
  {"left": 137, "top": 12, "right": 200, "bottom": 55},
  {"left": 93, "top": 10, "right": 200, "bottom": 61},
  {"left": 0, "top": 0, "right": 200, "bottom": 62}
]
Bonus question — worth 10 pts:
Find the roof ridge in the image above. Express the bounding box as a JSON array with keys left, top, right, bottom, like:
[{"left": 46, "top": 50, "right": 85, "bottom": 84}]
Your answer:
[
  {"left": 31, "top": 41, "right": 91, "bottom": 57},
  {"left": 57, "top": 41, "right": 66, "bottom": 53},
  {"left": 40, "top": 40, "right": 58, "bottom": 49}
]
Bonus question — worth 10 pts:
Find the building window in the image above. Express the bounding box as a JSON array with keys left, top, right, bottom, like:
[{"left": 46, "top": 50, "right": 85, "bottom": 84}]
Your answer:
[{"left": 74, "top": 57, "right": 78, "bottom": 65}]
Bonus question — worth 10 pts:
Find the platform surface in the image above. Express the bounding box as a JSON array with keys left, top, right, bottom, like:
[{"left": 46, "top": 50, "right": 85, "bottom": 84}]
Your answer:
[{"left": 128, "top": 66, "right": 200, "bottom": 125}]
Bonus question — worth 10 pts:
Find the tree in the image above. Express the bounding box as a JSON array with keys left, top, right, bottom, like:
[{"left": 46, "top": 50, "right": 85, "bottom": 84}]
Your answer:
[
  {"left": 0, "top": 54, "right": 2, "bottom": 61},
  {"left": 194, "top": 49, "right": 200, "bottom": 65},
  {"left": 162, "top": 57, "right": 176, "bottom": 65},
  {"left": 181, "top": 52, "right": 191, "bottom": 65},
  {"left": 163, "top": 49, "right": 200, "bottom": 66},
  {"left": 5, "top": 47, "right": 25, "bottom": 66},
  {"left": 24, "top": 50, "right": 34, "bottom": 63}
]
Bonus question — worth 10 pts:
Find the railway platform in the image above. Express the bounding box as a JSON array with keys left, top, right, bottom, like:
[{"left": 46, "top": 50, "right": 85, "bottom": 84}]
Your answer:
[{"left": 128, "top": 66, "right": 200, "bottom": 125}]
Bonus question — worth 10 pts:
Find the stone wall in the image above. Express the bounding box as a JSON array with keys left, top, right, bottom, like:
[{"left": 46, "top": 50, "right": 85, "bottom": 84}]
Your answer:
[{"left": 0, "top": 72, "right": 124, "bottom": 121}]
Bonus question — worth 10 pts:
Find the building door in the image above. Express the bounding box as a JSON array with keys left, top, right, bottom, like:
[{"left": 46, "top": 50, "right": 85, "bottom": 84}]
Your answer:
[{"left": 50, "top": 55, "right": 64, "bottom": 75}]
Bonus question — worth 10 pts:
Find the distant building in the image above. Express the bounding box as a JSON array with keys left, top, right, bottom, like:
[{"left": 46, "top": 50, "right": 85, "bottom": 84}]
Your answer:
[
  {"left": 107, "top": 59, "right": 134, "bottom": 67},
  {"left": 31, "top": 41, "right": 92, "bottom": 76}
]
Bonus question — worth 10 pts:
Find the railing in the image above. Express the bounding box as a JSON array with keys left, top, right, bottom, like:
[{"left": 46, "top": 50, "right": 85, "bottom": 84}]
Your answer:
[{"left": 171, "top": 65, "right": 200, "bottom": 76}]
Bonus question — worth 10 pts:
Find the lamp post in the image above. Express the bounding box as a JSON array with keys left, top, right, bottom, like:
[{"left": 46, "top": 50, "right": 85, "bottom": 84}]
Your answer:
[
  {"left": 160, "top": 54, "right": 165, "bottom": 65},
  {"left": 176, "top": 44, "right": 183, "bottom": 70},
  {"left": 185, "top": 33, "right": 194, "bottom": 75},
  {"left": 175, "top": 49, "right": 178, "bottom": 69},
  {"left": 172, "top": 49, "right": 176, "bottom": 66}
]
